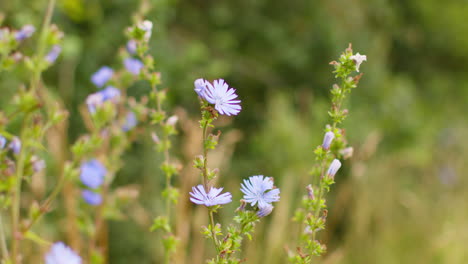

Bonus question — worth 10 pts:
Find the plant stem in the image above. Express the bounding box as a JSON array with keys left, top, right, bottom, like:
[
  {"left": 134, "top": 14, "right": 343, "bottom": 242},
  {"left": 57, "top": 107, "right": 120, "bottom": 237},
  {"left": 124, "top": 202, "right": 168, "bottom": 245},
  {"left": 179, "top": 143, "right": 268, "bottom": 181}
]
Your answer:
[
  {"left": 10, "top": 116, "right": 29, "bottom": 264},
  {"left": 0, "top": 211, "right": 9, "bottom": 261},
  {"left": 209, "top": 209, "right": 220, "bottom": 252},
  {"left": 202, "top": 124, "right": 209, "bottom": 190}
]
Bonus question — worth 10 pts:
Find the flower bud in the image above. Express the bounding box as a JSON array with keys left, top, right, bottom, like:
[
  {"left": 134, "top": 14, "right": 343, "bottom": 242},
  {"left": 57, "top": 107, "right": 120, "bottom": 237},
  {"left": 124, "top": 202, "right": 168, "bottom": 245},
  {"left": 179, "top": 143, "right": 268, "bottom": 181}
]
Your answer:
[
  {"left": 326, "top": 159, "right": 342, "bottom": 179},
  {"left": 306, "top": 184, "right": 315, "bottom": 200},
  {"left": 322, "top": 131, "right": 334, "bottom": 150},
  {"left": 166, "top": 115, "right": 178, "bottom": 126},
  {"left": 257, "top": 203, "right": 274, "bottom": 217},
  {"left": 15, "top": 25, "right": 35, "bottom": 41},
  {"left": 45, "top": 45, "right": 61, "bottom": 63},
  {"left": 126, "top": 39, "right": 137, "bottom": 54},
  {"left": 340, "top": 147, "right": 353, "bottom": 159},
  {"left": 9, "top": 137, "right": 21, "bottom": 154}
]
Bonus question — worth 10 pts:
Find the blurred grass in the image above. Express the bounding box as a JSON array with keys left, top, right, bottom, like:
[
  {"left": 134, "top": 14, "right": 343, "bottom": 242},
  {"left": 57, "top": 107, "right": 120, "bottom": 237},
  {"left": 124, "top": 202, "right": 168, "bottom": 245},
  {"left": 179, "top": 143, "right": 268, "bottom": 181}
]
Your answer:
[{"left": 1, "top": 0, "right": 468, "bottom": 263}]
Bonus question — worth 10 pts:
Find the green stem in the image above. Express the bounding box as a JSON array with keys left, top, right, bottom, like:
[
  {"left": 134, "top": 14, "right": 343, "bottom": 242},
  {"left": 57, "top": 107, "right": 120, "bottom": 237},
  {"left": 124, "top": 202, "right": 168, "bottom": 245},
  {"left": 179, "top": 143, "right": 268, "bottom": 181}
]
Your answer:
[
  {"left": 209, "top": 209, "right": 220, "bottom": 252},
  {"left": 0, "top": 211, "right": 9, "bottom": 261},
  {"left": 10, "top": 116, "right": 29, "bottom": 264},
  {"left": 21, "top": 161, "right": 71, "bottom": 233},
  {"left": 202, "top": 124, "right": 209, "bottom": 189}
]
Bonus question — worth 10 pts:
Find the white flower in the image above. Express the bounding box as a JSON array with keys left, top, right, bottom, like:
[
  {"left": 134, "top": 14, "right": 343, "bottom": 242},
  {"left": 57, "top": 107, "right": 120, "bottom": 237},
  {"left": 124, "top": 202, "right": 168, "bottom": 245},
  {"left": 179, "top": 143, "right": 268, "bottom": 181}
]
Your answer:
[
  {"left": 138, "top": 20, "right": 153, "bottom": 40},
  {"left": 350, "top": 53, "right": 367, "bottom": 72}
]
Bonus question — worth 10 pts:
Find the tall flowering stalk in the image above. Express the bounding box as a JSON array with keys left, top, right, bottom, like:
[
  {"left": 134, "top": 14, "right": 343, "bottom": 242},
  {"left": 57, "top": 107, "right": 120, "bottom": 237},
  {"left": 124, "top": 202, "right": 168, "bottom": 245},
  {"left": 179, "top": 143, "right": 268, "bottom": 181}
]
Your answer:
[
  {"left": 289, "top": 44, "right": 366, "bottom": 263},
  {"left": 191, "top": 79, "right": 281, "bottom": 263}
]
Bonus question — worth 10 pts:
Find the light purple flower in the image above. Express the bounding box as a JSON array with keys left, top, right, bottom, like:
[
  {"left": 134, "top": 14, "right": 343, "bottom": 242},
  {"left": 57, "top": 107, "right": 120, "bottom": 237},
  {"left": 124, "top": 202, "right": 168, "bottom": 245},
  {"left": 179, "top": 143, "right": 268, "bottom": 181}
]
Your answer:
[
  {"left": 100, "top": 86, "right": 120, "bottom": 101},
  {"left": 203, "top": 79, "right": 241, "bottom": 116},
  {"left": 85, "top": 86, "right": 120, "bottom": 114},
  {"left": 45, "top": 45, "right": 61, "bottom": 63},
  {"left": 189, "top": 185, "right": 232, "bottom": 207},
  {"left": 91, "top": 66, "right": 114, "bottom": 87},
  {"left": 82, "top": 190, "right": 102, "bottom": 205},
  {"left": 126, "top": 40, "right": 137, "bottom": 54},
  {"left": 124, "top": 58, "right": 144, "bottom": 75},
  {"left": 241, "top": 175, "right": 280, "bottom": 208},
  {"left": 322, "top": 131, "right": 335, "bottom": 150},
  {"left": 80, "top": 159, "right": 106, "bottom": 189},
  {"left": 15, "top": 25, "right": 35, "bottom": 41},
  {"left": 0, "top": 135, "right": 6, "bottom": 149},
  {"left": 257, "top": 203, "right": 274, "bottom": 217},
  {"left": 327, "top": 159, "right": 342, "bottom": 179},
  {"left": 194, "top": 78, "right": 208, "bottom": 98},
  {"left": 45, "top": 242, "right": 82, "bottom": 264},
  {"left": 31, "top": 156, "right": 46, "bottom": 173},
  {"left": 9, "top": 137, "right": 21, "bottom": 154},
  {"left": 122, "top": 112, "right": 138, "bottom": 132}
]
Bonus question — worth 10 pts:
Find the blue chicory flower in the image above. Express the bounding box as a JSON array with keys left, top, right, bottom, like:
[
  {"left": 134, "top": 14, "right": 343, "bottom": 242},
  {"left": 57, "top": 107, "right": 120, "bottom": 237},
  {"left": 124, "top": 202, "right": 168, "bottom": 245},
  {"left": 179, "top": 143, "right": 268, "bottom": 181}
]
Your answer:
[
  {"left": 85, "top": 86, "right": 120, "bottom": 114},
  {"left": 322, "top": 131, "right": 335, "bottom": 150},
  {"left": 82, "top": 190, "right": 103, "bottom": 206},
  {"left": 240, "top": 175, "right": 280, "bottom": 209},
  {"left": 0, "top": 135, "right": 6, "bottom": 149},
  {"left": 122, "top": 112, "right": 138, "bottom": 132},
  {"left": 100, "top": 86, "right": 121, "bottom": 101},
  {"left": 91, "top": 66, "right": 114, "bottom": 87},
  {"left": 256, "top": 203, "right": 274, "bottom": 217},
  {"left": 194, "top": 78, "right": 208, "bottom": 98},
  {"left": 15, "top": 24, "right": 35, "bottom": 41},
  {"left": 326, "top": 159, "right": 342, "bottom": 179},
  {"left": 126, "top": 40, "right": 137, "bottom": 54},
  {"left": 124, "top": 58, "right": 143, "bottom": 75},
  {"left": 45, "top": 242, "right": 82, "bottom": 264},
  {"left": 203, "top": 79, "right": 241, "bottom": 116},
  {"left": 45, "top": 45, "right": 61, "bottom": 63},
  {"left": 189, "top": 185, "right": 232, "bottom": 207},
  {"left": 9, "top": 137, "right": 21, "bottom": 154},
  {"left": 80, "top": 159, "right": 106, "bottom": 189}
]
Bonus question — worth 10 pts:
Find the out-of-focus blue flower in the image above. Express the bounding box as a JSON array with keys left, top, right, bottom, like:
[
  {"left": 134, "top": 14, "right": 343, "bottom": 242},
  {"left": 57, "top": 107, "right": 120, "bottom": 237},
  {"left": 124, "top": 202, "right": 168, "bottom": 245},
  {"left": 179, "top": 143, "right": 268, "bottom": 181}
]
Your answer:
[
  {"left": 91, "top": 66, "right": 114, "bottom": 87},
  {"left": 122, "top": 112, "right": 138, "bottom": 132},
  {"left": 0, "top": 135, "right": 6, "bottom": 149},
  {"left": 194, "top": 78, "right": 208, "bottom": 98},
  {"left": 124, "top": 58, "right": 143, "bottom": 75},
  {"left": 241, "top": 175, "right": 280, "bottom": 208},
  {"left": 100, "top": 86, "right": 120, "bottom": 101},
  {"left": 203, "top": 79, "right": 241, "bottom": 116},
  {"left": 31, "top": 156, "right": 46, "bottom": 173},
  {"left": 45, "top": 242, "right": 82, "bottom": 264},
  {"left": 189, "top": 185, "right": 232, "bottom": 207},
  {"left": 45, "top": 45, "right": 61, "bottom": 63},
  {"left": 15, "top": 25, "right": 35, "bottom": 41},
  {"left": 126, "top": 40, "right": 137, "bottom": 54},
  {"left": 9, "top": 137, "right": 21, "bottom": 154},
  {"left": 322, "top": 131, "right": 335, "bottom": 150},
  {"left": 85, "top": 86, "right": 120, "bottom": 114},
  {"left": 256, "top": 203, "right": 274, "bottom": 217},
  {"left": 326, "top": 159, "right": 342, "bottom": 179},
  {"left": 80, "top": 159, "right": 106, "bottom": 189},
  {"left": 82, "top": 190, "right": 102, "bottom": 205}
]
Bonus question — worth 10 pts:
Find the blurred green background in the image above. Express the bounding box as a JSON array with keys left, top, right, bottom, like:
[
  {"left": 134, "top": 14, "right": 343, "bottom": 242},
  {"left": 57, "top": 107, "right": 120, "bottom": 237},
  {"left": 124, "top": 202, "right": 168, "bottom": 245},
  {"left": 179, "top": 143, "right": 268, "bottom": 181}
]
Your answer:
[{"left": 1, "top": 0, "right": 468, "bottom": 263}]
